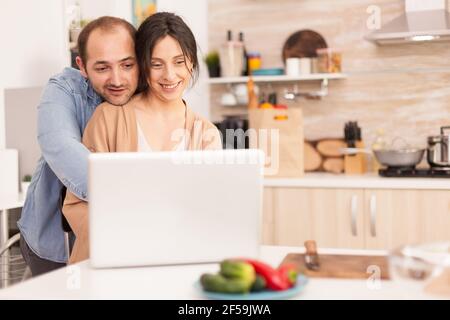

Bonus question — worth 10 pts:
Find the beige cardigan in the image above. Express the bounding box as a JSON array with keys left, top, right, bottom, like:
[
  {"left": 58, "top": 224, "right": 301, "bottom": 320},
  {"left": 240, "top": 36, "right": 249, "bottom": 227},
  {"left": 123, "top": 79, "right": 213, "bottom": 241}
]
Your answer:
[{"left": 63, "top": 101, "right": 222, "bottom": 264}]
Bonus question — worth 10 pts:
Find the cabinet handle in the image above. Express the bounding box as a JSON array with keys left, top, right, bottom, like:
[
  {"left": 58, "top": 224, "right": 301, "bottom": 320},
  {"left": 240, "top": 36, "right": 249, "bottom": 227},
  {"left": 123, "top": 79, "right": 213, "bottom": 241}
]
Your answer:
[
  {"left": 351, "top": 195, "right": 358, "bottom": 236},
  {"left": 370, "top": 195, "right": 377, "bottom": 237}
]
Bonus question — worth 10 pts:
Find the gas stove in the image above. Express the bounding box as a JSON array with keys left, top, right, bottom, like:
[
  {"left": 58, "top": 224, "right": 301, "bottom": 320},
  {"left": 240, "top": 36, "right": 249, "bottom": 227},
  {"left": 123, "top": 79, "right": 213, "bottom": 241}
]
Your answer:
[{"left": 379, "top": 166, "right": 450, "bottom": 178}]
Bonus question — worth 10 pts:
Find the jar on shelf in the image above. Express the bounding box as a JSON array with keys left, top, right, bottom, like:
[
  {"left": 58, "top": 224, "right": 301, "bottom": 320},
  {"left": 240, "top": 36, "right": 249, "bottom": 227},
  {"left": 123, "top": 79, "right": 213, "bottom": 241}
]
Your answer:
[
  {"left": 247, "top": 52, "right": 261, "bottom": 72},
  {"left": 316, "top": 48, "right": 342, "bottom": 73}
]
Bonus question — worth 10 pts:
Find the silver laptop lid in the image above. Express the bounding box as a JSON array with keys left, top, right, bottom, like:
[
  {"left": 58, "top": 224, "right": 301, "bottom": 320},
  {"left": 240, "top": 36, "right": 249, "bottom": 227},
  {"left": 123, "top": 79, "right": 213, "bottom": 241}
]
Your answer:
[{"left": 88, "top": 149, "right": 264, "bottom": 268}]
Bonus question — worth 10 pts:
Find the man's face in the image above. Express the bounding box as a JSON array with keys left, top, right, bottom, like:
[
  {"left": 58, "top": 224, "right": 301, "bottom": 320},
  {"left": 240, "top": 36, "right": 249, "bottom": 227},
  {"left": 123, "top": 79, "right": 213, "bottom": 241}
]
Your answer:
[{"left": 76, "top": 27, "right": 138, "bottom": 106}]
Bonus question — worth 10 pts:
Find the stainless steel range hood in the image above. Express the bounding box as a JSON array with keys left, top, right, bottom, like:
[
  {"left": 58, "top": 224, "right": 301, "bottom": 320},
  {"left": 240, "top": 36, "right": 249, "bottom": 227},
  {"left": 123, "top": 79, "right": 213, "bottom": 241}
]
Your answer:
[{"left": 366, "top": 0, "right": 450, "bottom": 45}]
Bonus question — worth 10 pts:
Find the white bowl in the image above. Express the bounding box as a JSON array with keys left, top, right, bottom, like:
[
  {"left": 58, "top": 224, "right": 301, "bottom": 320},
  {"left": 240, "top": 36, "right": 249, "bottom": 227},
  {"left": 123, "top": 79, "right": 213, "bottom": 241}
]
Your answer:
[
  {"left": 220, "top": 92, "right": 237, "bottom": 106},
  {"left": 388, "top": 242, "right": 450, "bottom": 296}
]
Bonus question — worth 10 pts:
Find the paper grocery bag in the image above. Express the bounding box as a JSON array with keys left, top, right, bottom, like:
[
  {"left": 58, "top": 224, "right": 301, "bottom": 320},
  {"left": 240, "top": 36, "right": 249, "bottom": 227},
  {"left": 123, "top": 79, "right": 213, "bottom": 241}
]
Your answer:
[{"left": 248, "top": 108, "right": 304, "bottom": 177}]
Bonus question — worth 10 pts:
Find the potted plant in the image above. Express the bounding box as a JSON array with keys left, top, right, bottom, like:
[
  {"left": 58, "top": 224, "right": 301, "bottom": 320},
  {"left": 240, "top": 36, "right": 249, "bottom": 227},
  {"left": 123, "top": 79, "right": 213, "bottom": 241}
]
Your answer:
[
  {"left": 204, "top": 51, "right": 221, "bottom": 78},
  {"left": 21, "top": 174, "right": 32, "bottom": 196}
]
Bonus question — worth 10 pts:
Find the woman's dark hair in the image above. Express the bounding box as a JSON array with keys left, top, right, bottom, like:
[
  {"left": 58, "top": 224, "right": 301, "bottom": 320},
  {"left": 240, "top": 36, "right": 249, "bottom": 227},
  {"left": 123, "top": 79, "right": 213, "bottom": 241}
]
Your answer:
[{"left": 135, "top": 12, "right": 199, "bottom": 93}]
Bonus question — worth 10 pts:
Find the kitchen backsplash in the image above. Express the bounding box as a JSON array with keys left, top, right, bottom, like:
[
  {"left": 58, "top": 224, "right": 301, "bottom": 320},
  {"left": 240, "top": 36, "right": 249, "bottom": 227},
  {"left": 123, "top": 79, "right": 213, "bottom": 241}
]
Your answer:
[{"left": 207, "top": 0, "right": 450, "bottom": 148}]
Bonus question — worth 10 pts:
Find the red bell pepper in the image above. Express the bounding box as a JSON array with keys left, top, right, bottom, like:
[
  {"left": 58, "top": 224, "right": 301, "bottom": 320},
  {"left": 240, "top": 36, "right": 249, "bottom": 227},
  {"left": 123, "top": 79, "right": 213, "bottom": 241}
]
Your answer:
[
  {"left": 277, "top": 263, "right": 298, "bottom": 287},
  {"left": 240, "top": 259, "right": 290, "bottom": 291}
]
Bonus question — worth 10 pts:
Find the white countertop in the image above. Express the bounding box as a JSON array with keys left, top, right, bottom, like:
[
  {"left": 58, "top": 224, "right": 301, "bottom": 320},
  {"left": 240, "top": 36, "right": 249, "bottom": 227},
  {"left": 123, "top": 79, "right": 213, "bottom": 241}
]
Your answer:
[
  {"left": 264, "top": 173, "right": 450, "bottom": 190},
  {"left": 0, "top": 193, "right": 25, "bottom": 211},
  {"left": 0, "top": 246, "right": 444, "bottom": 300}
]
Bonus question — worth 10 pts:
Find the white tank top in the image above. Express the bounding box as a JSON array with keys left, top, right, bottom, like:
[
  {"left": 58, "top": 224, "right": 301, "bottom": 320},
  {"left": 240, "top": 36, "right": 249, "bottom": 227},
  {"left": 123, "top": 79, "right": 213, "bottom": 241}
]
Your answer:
[{"left": 136, "top": 120, "right": 186, "bottom": 152}]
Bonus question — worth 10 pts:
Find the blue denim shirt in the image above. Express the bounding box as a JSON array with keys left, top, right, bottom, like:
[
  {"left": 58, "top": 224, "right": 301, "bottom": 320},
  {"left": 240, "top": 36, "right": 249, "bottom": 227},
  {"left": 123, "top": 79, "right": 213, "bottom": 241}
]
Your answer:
[{"left": 17, "top": 67, "right": 102, "bottom": 263}]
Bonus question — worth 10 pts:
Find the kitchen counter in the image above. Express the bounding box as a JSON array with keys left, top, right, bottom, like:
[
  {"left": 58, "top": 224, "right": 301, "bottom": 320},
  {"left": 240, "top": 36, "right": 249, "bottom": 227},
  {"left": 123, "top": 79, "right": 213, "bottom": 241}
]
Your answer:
[
  {"left": 0, "top": 193, "right": 25, "bottom": 211},
  {"left": 264, "top": 173, "right": 450, "bottom": 190},
  {"left": 0, "top": 246, "right": 443, "bottom": 300}
]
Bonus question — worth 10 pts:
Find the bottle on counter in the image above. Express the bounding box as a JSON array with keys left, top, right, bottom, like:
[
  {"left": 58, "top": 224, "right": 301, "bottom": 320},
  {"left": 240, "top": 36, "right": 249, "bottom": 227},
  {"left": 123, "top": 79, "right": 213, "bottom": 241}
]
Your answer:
[
  {"left": 268, "top": 92, "right": 277, "bottom": 106},
  {"left": 227, "top": 29, "right": 232, "bottom": 42},
  {"left": 219, "top": 30, "right": 244, "bottom": 77},
  {"left": 259, "top": 94, "right": 273, "bottom": 109},
  {"left": 239, "top": 31, "right": 249, "bottom": 76}
]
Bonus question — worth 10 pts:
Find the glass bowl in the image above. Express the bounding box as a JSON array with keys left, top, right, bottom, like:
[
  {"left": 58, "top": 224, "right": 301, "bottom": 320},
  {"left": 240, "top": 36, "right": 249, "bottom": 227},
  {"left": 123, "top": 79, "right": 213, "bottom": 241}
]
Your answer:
[{"left": 388, "top": 241, "right": 450, "bottom": 297}]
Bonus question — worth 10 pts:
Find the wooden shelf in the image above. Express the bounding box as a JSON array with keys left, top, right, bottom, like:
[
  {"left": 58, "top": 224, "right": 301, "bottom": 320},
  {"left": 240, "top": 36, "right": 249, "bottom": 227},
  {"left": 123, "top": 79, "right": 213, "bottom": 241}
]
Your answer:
[{"left": 207, "top": 73, "right": 347, "bottom": 84}]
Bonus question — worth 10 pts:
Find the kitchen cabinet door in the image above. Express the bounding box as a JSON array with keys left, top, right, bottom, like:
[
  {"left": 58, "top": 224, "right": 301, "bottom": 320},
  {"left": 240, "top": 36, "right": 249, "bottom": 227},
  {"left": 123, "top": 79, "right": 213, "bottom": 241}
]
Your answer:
[
  {"left": 364, "top": 189, "right": 450, "bottom": 250},
  {"left": 271, "top": 188, "right": 365, "bottom": 249},
  {"left": 261, "top": 188, "right": 275, "bottom": 245}
]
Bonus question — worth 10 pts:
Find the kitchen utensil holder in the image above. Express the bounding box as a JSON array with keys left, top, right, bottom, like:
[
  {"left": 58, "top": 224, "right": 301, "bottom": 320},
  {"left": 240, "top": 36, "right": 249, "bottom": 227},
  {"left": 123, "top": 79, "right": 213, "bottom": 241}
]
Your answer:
[{"left": 284, "top": 79, "right": 328, "bottom": 101}]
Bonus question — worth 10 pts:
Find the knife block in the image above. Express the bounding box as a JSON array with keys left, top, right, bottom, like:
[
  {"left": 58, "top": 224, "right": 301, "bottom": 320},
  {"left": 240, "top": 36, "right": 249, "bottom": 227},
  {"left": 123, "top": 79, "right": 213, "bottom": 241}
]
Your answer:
[{"left": 344, "top": 140, "right": 367, "bottom": 174}]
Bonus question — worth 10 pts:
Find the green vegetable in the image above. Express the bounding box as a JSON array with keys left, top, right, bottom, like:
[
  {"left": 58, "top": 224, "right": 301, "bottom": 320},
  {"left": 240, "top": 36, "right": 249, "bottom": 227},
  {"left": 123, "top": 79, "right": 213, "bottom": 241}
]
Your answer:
[
  {"left": 250, "top": 274, "right": 267, "bottom": 292},
  {"left": 200, "top": 273, "right": 252, "bottom": 294},
  {"left": 220, "top": 260, "right": 256, "bottom": 285}
]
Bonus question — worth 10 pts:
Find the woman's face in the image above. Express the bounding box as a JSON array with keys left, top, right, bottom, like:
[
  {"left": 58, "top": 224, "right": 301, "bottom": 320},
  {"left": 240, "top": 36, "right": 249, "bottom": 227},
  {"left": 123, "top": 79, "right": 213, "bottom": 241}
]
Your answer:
[{"left": 148, "top": 35, "right": 193, "bottom": 103}]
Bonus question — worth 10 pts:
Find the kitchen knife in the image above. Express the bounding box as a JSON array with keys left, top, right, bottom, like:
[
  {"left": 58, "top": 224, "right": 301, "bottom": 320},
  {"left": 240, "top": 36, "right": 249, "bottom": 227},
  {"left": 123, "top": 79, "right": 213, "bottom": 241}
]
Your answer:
[{"left": 304, "top": 240, "right": 320, "bottom": 271}]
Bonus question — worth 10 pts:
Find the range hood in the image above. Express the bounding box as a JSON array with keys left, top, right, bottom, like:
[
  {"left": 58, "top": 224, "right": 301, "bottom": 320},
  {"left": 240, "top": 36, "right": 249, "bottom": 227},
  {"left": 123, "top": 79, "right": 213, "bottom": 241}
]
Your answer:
[{"left": 366, "top": 0, "right": 450, "bottom": 45}]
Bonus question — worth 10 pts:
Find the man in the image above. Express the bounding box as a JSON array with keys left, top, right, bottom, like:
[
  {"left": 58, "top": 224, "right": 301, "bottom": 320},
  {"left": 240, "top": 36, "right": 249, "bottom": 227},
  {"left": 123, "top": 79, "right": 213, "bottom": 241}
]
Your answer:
[{"left": 18, "top": 16, "right": 139, "bottom": 276}]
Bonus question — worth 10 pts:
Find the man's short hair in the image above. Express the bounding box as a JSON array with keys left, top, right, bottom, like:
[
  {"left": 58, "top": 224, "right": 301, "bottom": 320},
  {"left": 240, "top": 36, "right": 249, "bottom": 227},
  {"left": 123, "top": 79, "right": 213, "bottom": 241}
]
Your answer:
[{"left": 77, "top": 16, "right": 136, "bottom": 64}]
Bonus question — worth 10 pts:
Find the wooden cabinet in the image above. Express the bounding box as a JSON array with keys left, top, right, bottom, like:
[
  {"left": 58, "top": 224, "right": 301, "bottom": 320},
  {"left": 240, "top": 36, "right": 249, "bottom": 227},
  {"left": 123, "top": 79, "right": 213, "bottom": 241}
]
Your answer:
[
  {"left": 262, "top": 188, "right": 275, "bottom": 245},
  {"left": 364, "top": 189, "right": 450, "bottom": 250},
  {"left": 263, "top": 187, "right": 365, "bottom": 249},
  {"left": 263, "top": 187, "right": 450, "bottom": 250}
]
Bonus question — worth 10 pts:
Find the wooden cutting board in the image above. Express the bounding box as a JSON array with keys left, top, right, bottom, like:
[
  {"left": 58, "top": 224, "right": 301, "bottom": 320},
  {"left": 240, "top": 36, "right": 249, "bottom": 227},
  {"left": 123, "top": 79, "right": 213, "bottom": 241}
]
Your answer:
[{"left": 280, "top": 253, "right": 390, "bottom": 280}]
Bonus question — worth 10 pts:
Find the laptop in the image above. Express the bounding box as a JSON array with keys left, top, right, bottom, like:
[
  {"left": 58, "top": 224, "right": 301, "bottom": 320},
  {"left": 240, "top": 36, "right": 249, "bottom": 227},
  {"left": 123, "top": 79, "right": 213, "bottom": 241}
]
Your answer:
[{"left": 88, "top": 149, "right": 264, "bottom": 268}]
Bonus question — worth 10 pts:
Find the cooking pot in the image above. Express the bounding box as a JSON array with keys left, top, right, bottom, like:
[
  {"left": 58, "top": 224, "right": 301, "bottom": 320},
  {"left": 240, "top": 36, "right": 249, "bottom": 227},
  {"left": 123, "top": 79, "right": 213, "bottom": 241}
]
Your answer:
[
  {"left": 342, "top": 147, "right": 425, "bottom": 168},
  {"left": 427, "top": 126, "right": 450, "bottom": 168},
  {"left": 342, "top": 137, "right": 425, "bottom": 168},
  {"left": 373, "top": 148, "right": 425, "bottom": 168},
  {"left": 373, "top": 137, "right": 425, "bottom": 168}
]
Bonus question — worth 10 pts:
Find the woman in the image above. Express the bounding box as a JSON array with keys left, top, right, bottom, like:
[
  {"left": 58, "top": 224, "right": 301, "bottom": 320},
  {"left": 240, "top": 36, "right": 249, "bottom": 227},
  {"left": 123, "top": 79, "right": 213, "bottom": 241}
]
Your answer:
[{"left": 63, "top": 12, "right": 222, "bottom": 264}]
